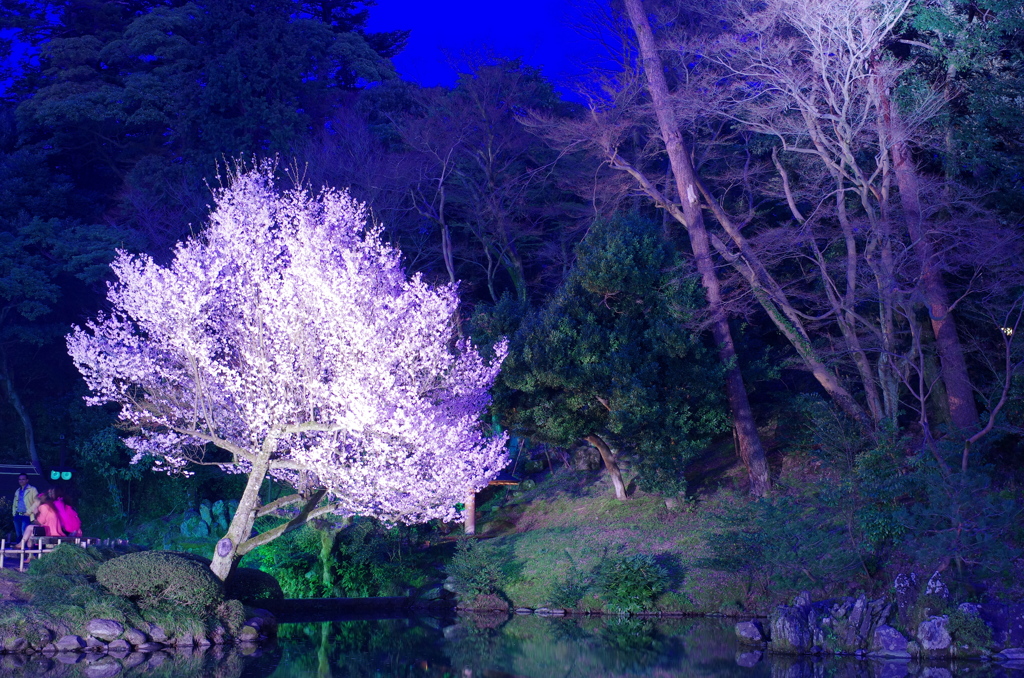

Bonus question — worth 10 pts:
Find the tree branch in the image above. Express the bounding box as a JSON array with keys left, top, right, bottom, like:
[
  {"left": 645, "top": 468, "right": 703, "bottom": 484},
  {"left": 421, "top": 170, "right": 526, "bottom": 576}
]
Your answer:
[{"left": 237, "top": 489, "right": 334, "bottom": 557}]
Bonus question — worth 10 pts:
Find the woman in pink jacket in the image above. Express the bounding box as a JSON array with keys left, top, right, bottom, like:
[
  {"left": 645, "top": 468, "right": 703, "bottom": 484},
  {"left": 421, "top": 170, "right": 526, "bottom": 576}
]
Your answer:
[{"left": 52, "top": 487, "right": 82, "bottom": 537}]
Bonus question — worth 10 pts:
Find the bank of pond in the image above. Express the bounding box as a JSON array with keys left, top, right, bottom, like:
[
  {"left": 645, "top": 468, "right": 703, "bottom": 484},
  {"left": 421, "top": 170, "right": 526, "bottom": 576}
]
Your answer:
[{"left": 1, "top": 614, "right": 1024, "bottom": 677}]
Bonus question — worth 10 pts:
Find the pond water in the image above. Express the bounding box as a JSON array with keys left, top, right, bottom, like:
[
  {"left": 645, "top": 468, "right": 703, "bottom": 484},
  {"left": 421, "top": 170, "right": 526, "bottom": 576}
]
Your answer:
[{"left": 2, "top": 614, "right": 1021, "bottom": 677}]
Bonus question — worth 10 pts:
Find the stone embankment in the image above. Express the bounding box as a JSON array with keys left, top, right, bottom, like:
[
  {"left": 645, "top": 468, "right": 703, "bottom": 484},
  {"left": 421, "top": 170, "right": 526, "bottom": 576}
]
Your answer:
[
  {"left": 0, "top": 610, "right": 276, "bottom": 659},
  {"left": 735, "top": 572, "right": 1024, "bottom": 670}
]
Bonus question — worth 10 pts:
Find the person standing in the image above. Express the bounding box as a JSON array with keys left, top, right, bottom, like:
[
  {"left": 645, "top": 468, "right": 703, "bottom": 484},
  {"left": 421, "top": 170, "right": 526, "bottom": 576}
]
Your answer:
[{"left": 11, "top": 473, "right": 38, "bottom": 540}]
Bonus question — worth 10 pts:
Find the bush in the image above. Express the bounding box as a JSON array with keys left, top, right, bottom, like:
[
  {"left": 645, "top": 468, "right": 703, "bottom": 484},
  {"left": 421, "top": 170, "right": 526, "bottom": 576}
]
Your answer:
[
  {"left": 96, "top": 551, "right": 224, "bottom": 613},
  {"left": 446, "top": 538, "right": 504, "bottom": 599},
  {"left": 596, "top": 554, "right": 668, "bottom": 613},
  {"left": 216, "top": 599, "right": 247, "bottom": 635},
  {"left": 27, "top": 544, "right": 103, "bottom": 577},
  {"left": 225, "top": 567, "right": 284, "bottom": 605},
  {"left": 949, "top": 607, "right": 992, "bottom": 650}
]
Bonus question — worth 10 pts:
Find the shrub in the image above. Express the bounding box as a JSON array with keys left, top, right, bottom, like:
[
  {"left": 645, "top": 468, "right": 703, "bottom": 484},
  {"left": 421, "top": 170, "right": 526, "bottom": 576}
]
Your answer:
[
  {"left": 27, "top": 544, "right": 103, "bottom": 578},
  {"left": 96, "top": 551, "right": 224, "bottom": 613},
  {"left": 949, "top": 607, "right": 992, "bottom": 650},
  {"left": 446, "top": 538, "right": 504, "bottom": 599},
  {"left": 596, "top": 554, "right": 668, "bottom": 613},
  {"left": 225, "top": 567, "right": 284, "bottom": 605},
  {"left": 216, "top": 599, "right": 246, "bottom": 635}
]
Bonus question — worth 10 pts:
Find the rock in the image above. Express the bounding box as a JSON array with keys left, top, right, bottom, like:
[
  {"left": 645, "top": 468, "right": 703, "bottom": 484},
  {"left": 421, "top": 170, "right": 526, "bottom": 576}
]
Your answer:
[
  {"left": 41, "top": 644, "right": 57, "bottom": 655},
  {"left": 924, "top": 572, "right": 949, "bottom": 600},
  {"left": 107, "top": 639, "right": 130, "bottom": 653},
  {"left": 906, "top": 641, "right": 921, "bottom": 657},
  {"left": 664, "top": 497, "right": 680, "bottom": 511},
  {"left": 3, "top": 637, "right": 27, "bottom": 653},
  {"left": 55, "top": 652, "right": 82, "bottom": 665},
  {"left": 245, "top": 609, "right": 277, "bottom": 636},
  {"left": 871, "top": 625, "right": 910, "bottom": 657},
  {"left": 55, "top": 636, "right": 86, "bottom": 653},
  {"left": 123, "top": 628, "right": 147, "bottom": 647},
  {"left": 997, "top": 648, "right": 1024, "bottom": 660},
  {"left": 174, "top": 633, "right": 194, "bottom": 647},
  {"left": 735, "top": 650, "right": 763, "bottom": 667},
  {"left": 195, "top": 633, "right": 211, "bottom": 646},
  {"left": 893, "top": 572, "right": 918, "bottom": 627},
  {"left": 958, "top": 602, "right": 981, "bottom": 617},
  {"left": 87, "top": 619, "right": 125, "bottom": 642},
  {"left": 793, "top": 591, "right": 812, "bottom": 608},
  {"left": 771, "top": 604, "right": 813, "bottom": 653},
  {"left": 515, "top": 608, "right": 534, "bottom": 615},
  {"left": 736, "top": 620, "right": 767, "bottom": 645},
  {"left": 147, "top": 624, "right": 168, "bottom": 643},
  {"left": 917, "top": 616, "right": 951, "bottom": 653},
  {"left": 237, "top": 625, "right": 260, "bottom": 642},
  {"left": 135, "top": 642, "right": 164, "bottom": 652}
]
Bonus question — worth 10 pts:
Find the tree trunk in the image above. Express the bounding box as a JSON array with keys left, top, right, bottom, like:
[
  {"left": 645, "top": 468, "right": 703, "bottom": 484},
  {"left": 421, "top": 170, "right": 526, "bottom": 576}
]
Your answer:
[
  {"left": 585, "top": 434, "right": 628, "bottom": 500},
  {"left": 624, "top": 0, "right": 770, "bottom": 496},
  {"left": 0, "top": 361, "right": 42, "bottom": 474},
  {"left": 871, "top": 37, "right": 977, "bottom": 430},
  {"left": 464, "top": 492, "right": 477, "bottom": 534},
  {"left": 210, "top": 453, "right": 271, "bottom": 581},
  {"left": 891, "top": 137, "right": 977, "bottom": 430}
]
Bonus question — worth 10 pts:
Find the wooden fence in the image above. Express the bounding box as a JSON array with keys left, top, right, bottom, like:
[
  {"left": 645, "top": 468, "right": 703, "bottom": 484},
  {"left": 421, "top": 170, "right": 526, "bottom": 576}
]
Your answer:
[{"left": 0, "top": 537, "right": 129, "bottom": 572}]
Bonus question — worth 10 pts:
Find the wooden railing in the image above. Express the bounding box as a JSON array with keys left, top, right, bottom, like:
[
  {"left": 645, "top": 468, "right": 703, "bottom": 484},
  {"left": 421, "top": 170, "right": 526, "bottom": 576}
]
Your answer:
[{"left": 0, "top": 537, "right": 129, "bottom": 572}]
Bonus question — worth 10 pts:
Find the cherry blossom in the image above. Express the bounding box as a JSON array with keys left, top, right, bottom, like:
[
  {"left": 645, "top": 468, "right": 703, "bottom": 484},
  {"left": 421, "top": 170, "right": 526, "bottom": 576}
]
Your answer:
[{"left": 67, "top": 163, "right": 507, "bottom": 578}]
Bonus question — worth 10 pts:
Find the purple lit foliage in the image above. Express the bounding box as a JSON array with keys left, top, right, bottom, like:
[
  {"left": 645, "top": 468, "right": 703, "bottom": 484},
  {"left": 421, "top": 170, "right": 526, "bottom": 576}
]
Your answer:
[{"left": 67, "top": 163, "right": 508, "bottom": 574}]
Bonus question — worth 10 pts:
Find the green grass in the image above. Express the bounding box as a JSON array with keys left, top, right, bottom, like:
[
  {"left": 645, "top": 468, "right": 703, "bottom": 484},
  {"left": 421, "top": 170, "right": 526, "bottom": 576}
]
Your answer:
[{"left": 462, "top": 466, "right": 765, "bottom": 614}]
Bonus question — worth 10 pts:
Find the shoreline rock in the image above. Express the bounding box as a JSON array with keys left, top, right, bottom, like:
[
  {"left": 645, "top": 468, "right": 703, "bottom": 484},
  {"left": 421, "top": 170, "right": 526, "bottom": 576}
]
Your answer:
[{"left": 0, "top": 609, "right": 277, "bottom": 656}]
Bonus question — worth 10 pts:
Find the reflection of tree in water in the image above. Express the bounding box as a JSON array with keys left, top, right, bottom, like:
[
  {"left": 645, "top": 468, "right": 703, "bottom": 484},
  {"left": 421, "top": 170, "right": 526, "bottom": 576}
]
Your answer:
[
  {"left": 445, "top": 615, "right": 694, "bottom": 677},
  {"left": 270, "top": 619, "right": 452, "bottom": 677}
]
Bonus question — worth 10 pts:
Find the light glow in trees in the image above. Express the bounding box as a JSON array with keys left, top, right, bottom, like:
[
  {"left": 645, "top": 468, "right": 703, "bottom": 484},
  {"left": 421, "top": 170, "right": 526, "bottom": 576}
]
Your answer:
[{"left": 67, "top": 164, "right": 508, "bottom": 579}]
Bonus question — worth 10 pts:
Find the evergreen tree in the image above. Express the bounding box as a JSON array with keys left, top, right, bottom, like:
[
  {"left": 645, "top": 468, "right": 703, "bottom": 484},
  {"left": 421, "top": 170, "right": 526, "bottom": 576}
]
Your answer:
[{"left": 490, "top": 214, "right": 729, "bottom": 497}]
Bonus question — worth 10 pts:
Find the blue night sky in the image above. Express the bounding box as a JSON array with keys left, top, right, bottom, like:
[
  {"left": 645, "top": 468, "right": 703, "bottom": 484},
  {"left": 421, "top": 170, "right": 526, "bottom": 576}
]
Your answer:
[{"left": 365, "top": 0, "right": 609, "bottom": 93}]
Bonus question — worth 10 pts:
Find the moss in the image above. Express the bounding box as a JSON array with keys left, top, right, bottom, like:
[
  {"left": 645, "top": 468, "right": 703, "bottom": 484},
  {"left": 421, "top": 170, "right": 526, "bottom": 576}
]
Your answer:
[{"left": 96, "top": 551, "right": 224, "bottom": 614}]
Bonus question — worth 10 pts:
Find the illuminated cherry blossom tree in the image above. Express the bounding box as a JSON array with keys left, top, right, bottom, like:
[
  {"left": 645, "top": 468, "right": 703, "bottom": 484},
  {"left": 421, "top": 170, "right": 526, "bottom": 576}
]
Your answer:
[{"left": 67, "top": 164, "right": 508, "bottom": 579}]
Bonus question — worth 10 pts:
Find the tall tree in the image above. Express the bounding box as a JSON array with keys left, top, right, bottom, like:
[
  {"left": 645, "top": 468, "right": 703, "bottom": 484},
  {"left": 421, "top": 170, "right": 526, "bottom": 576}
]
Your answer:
[
  {"left": 618, "top": 0, "right": 770, "bottom": 495},
  {"left": 67, "top": 165, "right": 508, "bottom": 579}
]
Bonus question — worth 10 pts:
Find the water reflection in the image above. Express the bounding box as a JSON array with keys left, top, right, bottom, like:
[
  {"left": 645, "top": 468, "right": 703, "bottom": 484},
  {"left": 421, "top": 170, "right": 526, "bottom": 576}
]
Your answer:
[{"left": 3, "top": 615, "right": 1023, "bottom": 677}]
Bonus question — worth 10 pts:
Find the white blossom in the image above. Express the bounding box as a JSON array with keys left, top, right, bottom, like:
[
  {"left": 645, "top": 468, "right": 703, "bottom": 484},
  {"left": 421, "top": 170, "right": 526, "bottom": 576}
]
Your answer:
[{"left": 68, "top": 163, "right": 507, "bottom": 525}]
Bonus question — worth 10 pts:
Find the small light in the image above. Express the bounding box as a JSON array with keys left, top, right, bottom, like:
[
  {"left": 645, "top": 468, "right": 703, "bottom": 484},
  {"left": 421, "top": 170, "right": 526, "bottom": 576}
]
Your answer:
[
  {"left": 61, "top": 471, "right": 72, "bottom": 480},
  {"left": 50, "top": 470, "right": 60, "bottom": 480},
  {"left": 1001, "top": 327, "right": 1014, "bottom": 336}
]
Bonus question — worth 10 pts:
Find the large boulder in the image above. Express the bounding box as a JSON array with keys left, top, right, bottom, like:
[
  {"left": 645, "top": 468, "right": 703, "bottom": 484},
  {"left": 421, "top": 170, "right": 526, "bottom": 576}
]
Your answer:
[
  {"left": 769, "top": 593, "right": 895, "bottom": 655},
  {"left": 55, "top": 636, "right": 86, "bottom": 653},
  {"left": 918, "top": 616, "right": 952, "bottom": 654},
  {"left": 86, "top": 619, "right": 124, "bottom": 642},
  {"left": 770, "top": 604, "right": 814, "bottom": 653},
  {"left": 736, "top": 620, "right": 767, "bottom": 645},
  {"left": 871, "top": 625, "right": 910, "bottom": 657}
]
